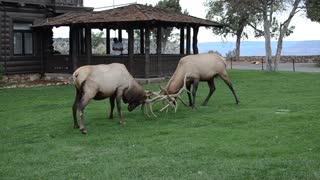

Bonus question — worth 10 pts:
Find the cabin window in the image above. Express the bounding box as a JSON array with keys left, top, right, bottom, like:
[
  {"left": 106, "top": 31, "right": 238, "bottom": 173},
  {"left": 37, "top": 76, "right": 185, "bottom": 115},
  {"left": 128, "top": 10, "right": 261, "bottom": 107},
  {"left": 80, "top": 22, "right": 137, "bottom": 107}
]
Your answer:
[{"left": 13, "top": 23, "right": 33, "bottom": 55}]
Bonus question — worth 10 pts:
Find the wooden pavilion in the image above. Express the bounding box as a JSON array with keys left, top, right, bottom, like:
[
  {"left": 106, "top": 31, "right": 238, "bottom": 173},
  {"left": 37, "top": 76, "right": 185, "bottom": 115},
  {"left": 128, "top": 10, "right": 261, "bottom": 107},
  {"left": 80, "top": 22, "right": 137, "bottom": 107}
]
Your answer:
[{"left": 34, "top": 4, "right": 222, "bottom": 78}]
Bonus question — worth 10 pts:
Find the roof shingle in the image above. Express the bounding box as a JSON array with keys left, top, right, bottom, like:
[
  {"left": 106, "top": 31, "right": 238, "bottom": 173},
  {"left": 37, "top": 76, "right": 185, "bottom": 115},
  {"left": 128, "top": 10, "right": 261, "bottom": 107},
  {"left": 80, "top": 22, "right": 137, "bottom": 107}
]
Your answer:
[{"left": 34, "top": 4, "right": 222, "bottom": 28}]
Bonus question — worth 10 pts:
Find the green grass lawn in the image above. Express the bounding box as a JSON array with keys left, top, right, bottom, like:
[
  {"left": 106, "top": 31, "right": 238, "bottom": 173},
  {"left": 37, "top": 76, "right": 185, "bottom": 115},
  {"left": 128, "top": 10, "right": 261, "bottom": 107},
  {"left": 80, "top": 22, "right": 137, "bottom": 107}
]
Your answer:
[{"left": 1, "top": 70, "right": 320, "bottom": 179}]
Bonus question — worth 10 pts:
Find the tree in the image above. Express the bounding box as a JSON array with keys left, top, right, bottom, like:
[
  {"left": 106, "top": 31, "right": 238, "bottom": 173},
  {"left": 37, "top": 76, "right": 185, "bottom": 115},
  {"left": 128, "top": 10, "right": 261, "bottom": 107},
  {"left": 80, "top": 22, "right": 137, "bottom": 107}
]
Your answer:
[
  {"left": 242, "top": 0, "right": 302, "bottom": 71},
  {"left": 205, "top": 0, "right": 258, "bottom": 61},
  {"left": 91, "top": 31, "right": 104, "bottom": 50},
  {"left": 305, "top": 0, "right": 320, "bottom": 22},
  {"left": 274, "top": 0, "right": 301, "bottom": 70},
  {"left": 154, "top": 0, "right": 183, "bottom": 52}
]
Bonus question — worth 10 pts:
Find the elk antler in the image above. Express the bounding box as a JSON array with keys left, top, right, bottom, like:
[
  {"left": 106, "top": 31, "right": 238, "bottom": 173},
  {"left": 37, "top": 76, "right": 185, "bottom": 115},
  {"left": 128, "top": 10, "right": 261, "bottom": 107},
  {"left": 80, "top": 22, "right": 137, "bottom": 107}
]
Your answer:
[
  {"left": 159, "top": 73, "right": 191, "bottom": 112},
  {"left": 143, "top": 74, "right": 191, "bottom": 117}
]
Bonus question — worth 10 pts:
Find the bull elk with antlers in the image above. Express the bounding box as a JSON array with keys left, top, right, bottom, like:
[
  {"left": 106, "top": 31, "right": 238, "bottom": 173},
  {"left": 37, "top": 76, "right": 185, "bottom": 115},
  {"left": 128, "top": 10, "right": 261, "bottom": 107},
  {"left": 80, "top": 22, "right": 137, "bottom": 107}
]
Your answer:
[
  {"left": 72, "top": 63, "right": 159, "bottom": 134},
  {"left": 159, "top": 53, "right": 240, "bottom": 110}
]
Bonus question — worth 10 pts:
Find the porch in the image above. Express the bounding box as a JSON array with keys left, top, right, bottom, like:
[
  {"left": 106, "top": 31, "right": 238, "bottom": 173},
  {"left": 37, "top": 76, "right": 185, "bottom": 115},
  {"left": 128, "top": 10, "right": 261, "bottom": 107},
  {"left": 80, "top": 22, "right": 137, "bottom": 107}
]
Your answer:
[{"left": 34, "top": 4, "right": 222, "bottom": 78}]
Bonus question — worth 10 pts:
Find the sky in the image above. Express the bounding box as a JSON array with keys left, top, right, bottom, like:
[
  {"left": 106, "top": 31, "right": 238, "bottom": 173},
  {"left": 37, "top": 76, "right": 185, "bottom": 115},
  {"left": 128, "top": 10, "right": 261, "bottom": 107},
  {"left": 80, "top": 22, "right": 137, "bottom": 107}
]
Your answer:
[{"left": 53, "top": 0, "right": 320, "bottom": 42}]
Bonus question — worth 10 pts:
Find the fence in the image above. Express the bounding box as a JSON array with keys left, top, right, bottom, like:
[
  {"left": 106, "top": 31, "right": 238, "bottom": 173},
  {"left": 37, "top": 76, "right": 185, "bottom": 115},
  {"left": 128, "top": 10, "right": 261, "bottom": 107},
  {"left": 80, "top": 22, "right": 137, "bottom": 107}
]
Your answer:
[{"left": 228, "top": 56, "right": 320, "bottom": 72}]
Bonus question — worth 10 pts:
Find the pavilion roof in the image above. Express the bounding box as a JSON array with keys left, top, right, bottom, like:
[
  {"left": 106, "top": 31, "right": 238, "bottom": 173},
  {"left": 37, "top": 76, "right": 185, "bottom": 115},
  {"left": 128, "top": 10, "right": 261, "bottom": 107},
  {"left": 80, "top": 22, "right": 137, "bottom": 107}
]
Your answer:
[{"left": 34, "top": 4, "right": 222, "bottom": 28}]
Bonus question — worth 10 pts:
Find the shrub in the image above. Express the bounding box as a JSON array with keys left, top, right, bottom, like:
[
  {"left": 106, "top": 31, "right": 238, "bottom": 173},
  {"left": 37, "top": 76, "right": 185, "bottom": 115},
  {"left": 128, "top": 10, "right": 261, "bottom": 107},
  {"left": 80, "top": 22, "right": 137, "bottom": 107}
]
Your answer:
[
  {"left": 316, "top": 60, "right": 320, "bottom": 67},
  {"left": 225, "top": 49, "right": 236, "bottom": 61}
]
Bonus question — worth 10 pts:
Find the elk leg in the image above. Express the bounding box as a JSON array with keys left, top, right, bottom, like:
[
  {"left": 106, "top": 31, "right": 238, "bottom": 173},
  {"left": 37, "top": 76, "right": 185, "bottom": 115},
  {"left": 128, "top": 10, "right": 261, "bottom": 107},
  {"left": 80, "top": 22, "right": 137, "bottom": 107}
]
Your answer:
[
  {"left": 109, "top": 95, "right": 115, "bottom": 119},
  {"left": 115, "top": 92, "right": 125, "bottom": 125},
  {"left": 219, "top": 72, "right": 240, "bottom": 104},
  {"left": 191, "top": 79, "right": 199, "bottom": 109},
  {"left": 202, "top": 78, "right": 216, "bottom": 106},
  {"left": 186, "top": 81, "right": 192, "bottom": 106},
  {"left": 72, "top": 88, "right": 81, "bottom": 129},
  {"left": 78, "top": 93, "right": 94, "bottom": 134}
]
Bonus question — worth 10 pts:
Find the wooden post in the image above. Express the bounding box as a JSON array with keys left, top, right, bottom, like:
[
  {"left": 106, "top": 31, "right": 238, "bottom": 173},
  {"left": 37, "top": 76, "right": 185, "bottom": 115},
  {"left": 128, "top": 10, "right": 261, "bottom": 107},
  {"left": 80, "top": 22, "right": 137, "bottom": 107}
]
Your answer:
[
  {"left": 140, "top": 28, "right": 144, "bottom": 54},
  {"left": 145, "top": 28, "right": 150, "bottom": 78},
  {"left": 157, "top": 27, "right": 162, "bottom": 77},
  {"left": 69, "top": 27, "right": 73, "bottom": 72},
  {"left": 106, "top": 28, "right": 110, "bottom": 54},
  {"left": 70, "top": 26, "right": 79, "bottom": 72},
  {"left": 80, "top": 28, "right": 85, "bottom": 55},
  {"left": 85, "top": 26, "right": 92, "bottom": 65},
  {"left": 292, "top": 59, "right": 295, "bottom": 72},
  {"left": 180, "top": 27, "right": 185, "bottom": 54},
  {"left": 2, "top": 7, "right": 7, "bottom": 74},
  {"left": 186, "top": 26, "right": 191, "bottom": 55},
  {"left": 40, "top": 28, "right": 45, "bottom": 74},
  {"left": 118, "top": 29, "right": 122, "bottom": 42},
  {"left": 192, "top": 26, "right": 199, "bottom": 54},
  {"left": 128, "top": 28, "right": 134, "bottom": 72}
]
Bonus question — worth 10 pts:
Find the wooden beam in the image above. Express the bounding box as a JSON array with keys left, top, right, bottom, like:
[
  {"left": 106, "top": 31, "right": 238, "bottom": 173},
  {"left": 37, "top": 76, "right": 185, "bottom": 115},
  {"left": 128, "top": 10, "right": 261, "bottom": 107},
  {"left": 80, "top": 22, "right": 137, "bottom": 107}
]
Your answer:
[
  {"left": 70, "top": 26, "right": 79, "bottom": 72},
  {"left": 157, "top": 27, "right": 162, "bottom": 77},
  {"left": 180, "top": 27, "right": 185, "bottom": 54},
  {"left": 85, "top": 26, "right": 92, "bottom": 65},
  {"left": 118, "top": 29, "right": 122, "bottom": 42},
  {"left": 80, "top": 28, "right": 85, "bottom": 55},
  {"left": 106, "top": 28, "right": 110, "bottom": 54},
  {"left": 145, "top": 28, "right": 150, "bottom": 78},
  {"left": 186, "top": 26, "right": 191, "bottom": 55},
  {"left": 39, "top": 29, "right": 45, "bottom": 75},
  {"left": 192, "top": 26, "right": 199, "bottom": 54},
  {"left": 140, "top": 28, "right": 144, "bottom": 54},
  {"left": 128, "top": 28, "right": 134, "bottom": 72}
]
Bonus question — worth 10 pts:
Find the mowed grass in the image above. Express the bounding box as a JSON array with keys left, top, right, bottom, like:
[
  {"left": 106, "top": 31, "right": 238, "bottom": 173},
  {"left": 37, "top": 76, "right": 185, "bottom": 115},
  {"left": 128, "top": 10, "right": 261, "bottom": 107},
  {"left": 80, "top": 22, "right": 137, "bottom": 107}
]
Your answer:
[{"left": 0, "top": 70, "right": 320, "bottom": 179}]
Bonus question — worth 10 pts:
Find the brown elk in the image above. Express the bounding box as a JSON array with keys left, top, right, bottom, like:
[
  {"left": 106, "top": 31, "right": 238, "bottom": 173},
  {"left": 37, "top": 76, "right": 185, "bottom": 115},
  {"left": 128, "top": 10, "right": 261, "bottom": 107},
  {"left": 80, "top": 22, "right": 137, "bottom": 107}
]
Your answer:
[
  {"left": 72, "top": 63, "right": 156, "bottom": 134},
  {"left": 160, "top": 53, "right": 240, "bottom": 109}
]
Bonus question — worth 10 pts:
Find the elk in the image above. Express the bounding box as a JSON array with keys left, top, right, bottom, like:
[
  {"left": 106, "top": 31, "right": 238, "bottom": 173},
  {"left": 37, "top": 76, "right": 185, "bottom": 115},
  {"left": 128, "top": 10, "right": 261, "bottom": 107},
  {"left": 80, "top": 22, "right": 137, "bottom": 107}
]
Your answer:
[
  {"left": 160, "top": 53, "right": 240, "bottom": 109},
  {"left": 72, "top": 63, "right": 156, "bottom": 134}
]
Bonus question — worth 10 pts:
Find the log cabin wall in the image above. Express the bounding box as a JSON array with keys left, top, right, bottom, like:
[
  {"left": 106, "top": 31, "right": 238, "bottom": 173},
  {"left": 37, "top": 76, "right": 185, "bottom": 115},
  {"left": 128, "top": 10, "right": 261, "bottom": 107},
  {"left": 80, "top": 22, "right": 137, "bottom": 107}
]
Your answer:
[{"left": 0, "top": 0, "right": 91, "bottom": 75}]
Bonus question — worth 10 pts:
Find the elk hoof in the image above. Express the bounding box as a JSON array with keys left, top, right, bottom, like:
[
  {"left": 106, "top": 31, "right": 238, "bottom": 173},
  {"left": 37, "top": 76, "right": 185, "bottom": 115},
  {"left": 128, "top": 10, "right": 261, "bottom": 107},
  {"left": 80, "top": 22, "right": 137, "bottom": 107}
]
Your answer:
[
  {"left": 74, "top": 124, "right": 80, "bottom": 129},
  {"left": 109, "top": 115, "right": 113, "bottom": 119},
  {"left": 118, "top": 121, "right": 126, "bottom": 125},
  {"left": 80, "top": 128, "right": 87, "bottom": 134}
]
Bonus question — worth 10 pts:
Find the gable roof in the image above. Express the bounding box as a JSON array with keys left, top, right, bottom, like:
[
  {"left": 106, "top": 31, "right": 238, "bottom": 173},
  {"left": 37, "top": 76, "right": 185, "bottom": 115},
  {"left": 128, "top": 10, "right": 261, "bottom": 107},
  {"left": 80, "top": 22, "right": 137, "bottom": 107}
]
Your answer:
[{"left": 34, "top": 4, "right": 222, "bottom": 28}]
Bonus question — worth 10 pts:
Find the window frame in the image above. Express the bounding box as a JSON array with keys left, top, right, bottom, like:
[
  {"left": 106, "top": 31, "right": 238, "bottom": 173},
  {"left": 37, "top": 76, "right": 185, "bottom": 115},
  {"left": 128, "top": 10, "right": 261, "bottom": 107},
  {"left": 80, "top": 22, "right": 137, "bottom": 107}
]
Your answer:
[{"left": 13, "top": 23, "right": 33, "bottom": 56}]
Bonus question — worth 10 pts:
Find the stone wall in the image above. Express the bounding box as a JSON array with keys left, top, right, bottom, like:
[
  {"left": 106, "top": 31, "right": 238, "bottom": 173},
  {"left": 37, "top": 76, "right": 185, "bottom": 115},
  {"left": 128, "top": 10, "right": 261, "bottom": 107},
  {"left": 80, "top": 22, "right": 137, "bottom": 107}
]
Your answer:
[
  {"left": 0, "top": 73, "right": 72, "bottom": 84},
  {"left": 0, "top": 73, "right": 166, "bottom": 88},
  {"left": 0, "top": 74, "right": 42, "bottom": 84},
  {"left": 238, "top": 55, "right": 320, "bottom": 63}
]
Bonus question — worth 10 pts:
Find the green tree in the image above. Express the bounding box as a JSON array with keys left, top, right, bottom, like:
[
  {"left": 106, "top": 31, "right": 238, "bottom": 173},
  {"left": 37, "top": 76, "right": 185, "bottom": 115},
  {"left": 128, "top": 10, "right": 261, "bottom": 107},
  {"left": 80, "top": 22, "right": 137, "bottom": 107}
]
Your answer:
[
  {"left": 305, "top": 0, "right": 320, "bottom": 22},
  {"left": 91, "top": 31, "right": 104, "bottom": 50},
  {"left": 205, "top": 0, "right": 258, "bottom": 61}
]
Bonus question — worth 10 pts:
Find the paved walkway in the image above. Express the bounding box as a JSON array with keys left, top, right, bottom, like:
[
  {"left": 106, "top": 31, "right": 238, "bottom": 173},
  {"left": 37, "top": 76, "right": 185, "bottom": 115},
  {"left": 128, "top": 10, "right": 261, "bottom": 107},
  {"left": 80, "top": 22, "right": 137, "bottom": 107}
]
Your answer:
[{"left": 226, "top": 62, "right": 320, "bottom": 73}]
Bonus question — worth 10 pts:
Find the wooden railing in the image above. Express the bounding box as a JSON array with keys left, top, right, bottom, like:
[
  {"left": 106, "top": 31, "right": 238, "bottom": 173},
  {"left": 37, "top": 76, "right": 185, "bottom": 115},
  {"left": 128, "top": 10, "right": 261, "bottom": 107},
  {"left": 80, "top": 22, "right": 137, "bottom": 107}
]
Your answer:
[{"left": 45, "top": 54, "right": 185, "bottom": 78}]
